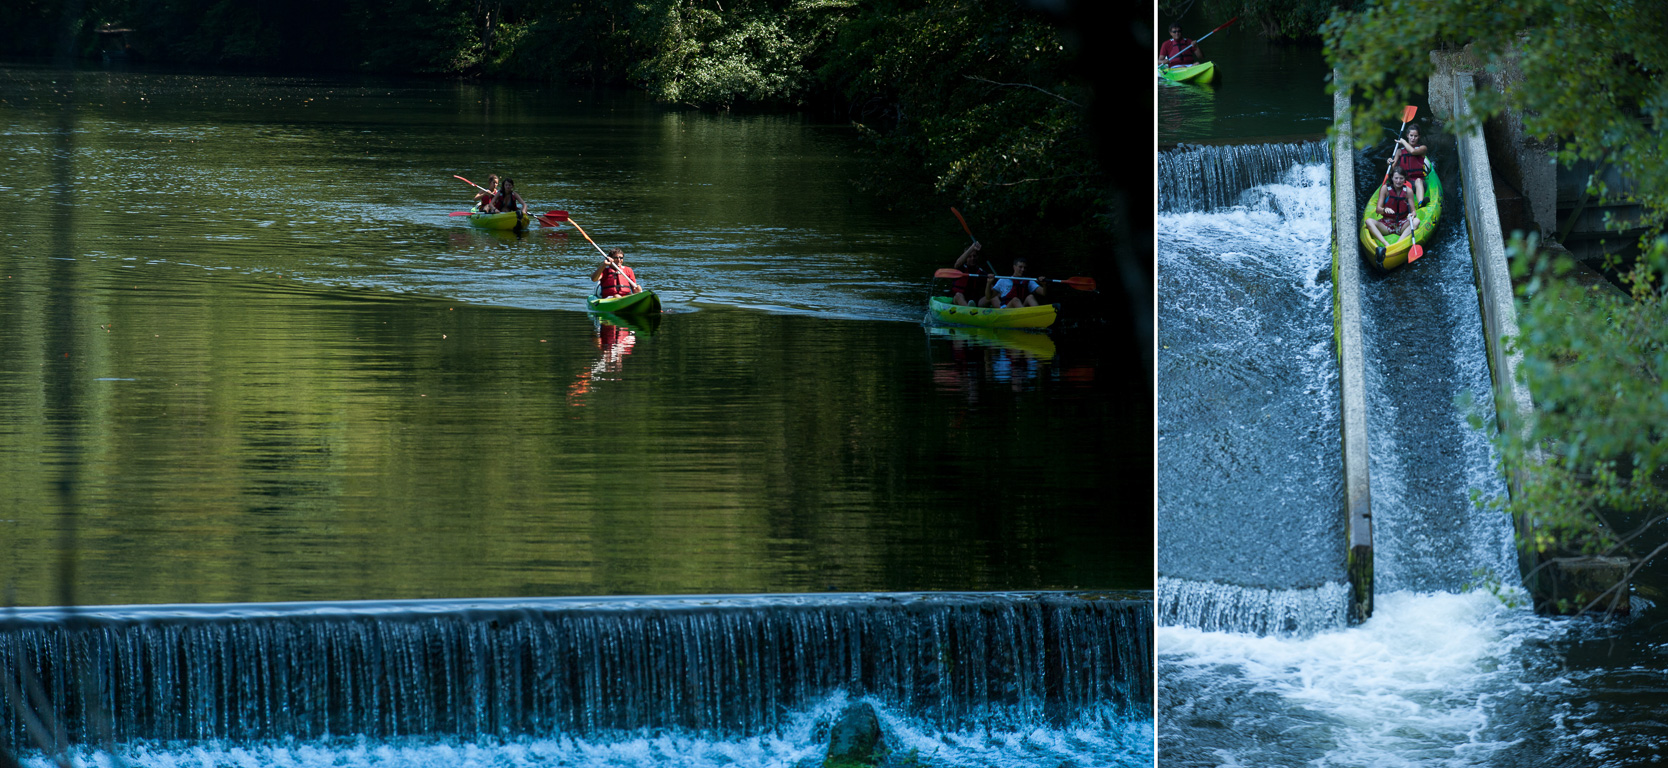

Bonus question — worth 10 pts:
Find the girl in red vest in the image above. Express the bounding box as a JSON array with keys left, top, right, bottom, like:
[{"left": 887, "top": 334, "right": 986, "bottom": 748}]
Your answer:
[
  {"left": 1366, "top": 168, "right": 1420, "bottom": 259},
  {"left": 1391, "top": 126, "right": 1429, "bottom": 206},
  {"left": 949, "top": 241, "right": 988, "bottom": 306}
]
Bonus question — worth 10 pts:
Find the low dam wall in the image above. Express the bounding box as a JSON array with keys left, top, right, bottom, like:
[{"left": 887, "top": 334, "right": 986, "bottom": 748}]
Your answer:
[{"left": 0, "top": 592, "right": 1151, "bottom": 752}]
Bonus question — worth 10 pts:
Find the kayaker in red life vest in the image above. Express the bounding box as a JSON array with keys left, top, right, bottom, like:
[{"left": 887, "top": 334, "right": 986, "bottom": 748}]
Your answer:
[
  {"left": 950, "top": 241, "right": 988, "bottom": 306},
  {"left": 986, "top": 255, "right": 1047, "bottom": 309},
  {"left": 590, "top": 248, "right": 642, "bottom": 298},
  {"left": 1158, "top": 24, "right": 1200, "bottom": 67},
  {"left": 1366, "top": 167, "right": 1420, "bottom": 259},
  {"left": 491, "top": 178, "right": 529, "bottom": 219},
  {"left": 1390, "top": 126, "right": 1430, "bottom": 206},
  {"left": 473, "top": 174, "right": 500, "bottom": 211}
]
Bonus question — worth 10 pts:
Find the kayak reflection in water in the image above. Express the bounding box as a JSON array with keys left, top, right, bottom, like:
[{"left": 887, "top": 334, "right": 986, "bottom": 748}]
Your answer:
[
  {"left": 566, "top": 318, "right": 638, "bottom": 406},
  {"left": 589, "top": 248, "right": 642, "bottom": 297},
  {"left": 985, "top": 256, "right": 1048, "bottom": 309}
]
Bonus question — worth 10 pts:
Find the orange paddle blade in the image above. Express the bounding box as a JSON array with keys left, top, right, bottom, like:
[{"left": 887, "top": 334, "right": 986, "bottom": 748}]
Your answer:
[
  {"left": 1408, "top": 244, "right": 1424, "bottom": 263},
  {"left": 1059, "top": 276, "right": 1097, "bottom": 291},
  {"left": 950, "top": 207, "right": 976, "bottom": 241},
  {"left": 935, "top": 268, "right": 972, "bottom": 279},
  {"left": 1400, "top": 105, "right": 1417, "bottom": 123}
]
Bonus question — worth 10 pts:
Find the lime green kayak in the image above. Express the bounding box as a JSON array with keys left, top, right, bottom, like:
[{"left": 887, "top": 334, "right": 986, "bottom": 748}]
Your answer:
[
  {"left": 927, "top": 296, "right": 1057, "bottom": 329},
  {"left": 468, "top": 210, "right": 529, "bottom": 230},
  {"left": 587, "top": 289, "right": 661, "bottom": 314},
  {"left": 1159, "top": 61, "right": 1215, "bottom": 84},
  {"left": 1359, "top": 157, "right": 1443, "bottom": 271}
]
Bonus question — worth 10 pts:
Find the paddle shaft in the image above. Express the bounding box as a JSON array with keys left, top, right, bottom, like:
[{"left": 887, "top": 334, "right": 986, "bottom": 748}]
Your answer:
[
  {"left": 935, "top": 268, "right": 1096, "bottom": 291},
  {"left": 1161, "top": 16, "right": 1238, "bottom": 65}
]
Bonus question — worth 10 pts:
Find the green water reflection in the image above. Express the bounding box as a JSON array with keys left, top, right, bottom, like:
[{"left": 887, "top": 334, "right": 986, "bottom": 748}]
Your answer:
[{"left": 0, "top": 65, "right": 1145, "bottom": 606}]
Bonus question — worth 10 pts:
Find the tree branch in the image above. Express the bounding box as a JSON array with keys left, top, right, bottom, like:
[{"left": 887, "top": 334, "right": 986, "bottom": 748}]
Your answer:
[{"left": 962, "top": 76, "right": 1082, "bottom": 107}]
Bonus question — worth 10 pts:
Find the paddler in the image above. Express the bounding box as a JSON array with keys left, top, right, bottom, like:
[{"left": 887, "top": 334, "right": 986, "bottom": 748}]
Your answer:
[
  {"left": 949, "top": 241, "right": 988, "bottom": 306},
  {"left": 985, "top": 256, "right": 1047, "bottom": 309},
  {"left": 1366, "top": 167, "right": 1420, "bottom": 260},
  {"left": 491, "top": 177, "right": 529, "bottom": 221},
  {"left": 1390, "top": 126, "right": 1430, "bottom": 207},
  {"left": 1158, "top": 23, "right": 1201, "bottom": 68},
  {"left": 589, "top": 248, "right": 642, "bottom": 298},
  {"left": 473, "top": 174, "right": 501, "bottom": 211}
]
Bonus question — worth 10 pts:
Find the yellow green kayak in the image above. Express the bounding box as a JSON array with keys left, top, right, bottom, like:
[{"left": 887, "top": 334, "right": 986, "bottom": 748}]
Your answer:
[
  {"left": 468, "top": 210, "right": 529, "bottom": 230},
  {"left": 927, "top": 296, "right": 1057, "bottom": 329},
  {"left": 1159, "top": 62, "right": 1215, "bottom": 84},
  {"left": 1359, "top": 157, "right": 1443, "bottom": 271}
]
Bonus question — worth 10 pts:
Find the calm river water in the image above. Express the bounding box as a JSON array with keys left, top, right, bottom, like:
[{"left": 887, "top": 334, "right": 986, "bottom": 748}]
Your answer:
[{"left": 0, "top": 64, "right": 1145, "bottom": 608}]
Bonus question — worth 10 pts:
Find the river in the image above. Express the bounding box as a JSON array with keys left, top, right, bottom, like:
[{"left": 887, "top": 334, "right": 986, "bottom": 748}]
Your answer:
[{"left": 0, "top": 63, "right": 1148, "bottom": 767}]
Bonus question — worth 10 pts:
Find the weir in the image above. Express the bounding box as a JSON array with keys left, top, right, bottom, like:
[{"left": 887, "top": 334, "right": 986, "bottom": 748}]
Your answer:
[
  {"left": 1157, "top": 139, "right": 1349, "bottom": 635},
  {"left": 0, "top": 592, "right": 1150, "bottom": 752}
]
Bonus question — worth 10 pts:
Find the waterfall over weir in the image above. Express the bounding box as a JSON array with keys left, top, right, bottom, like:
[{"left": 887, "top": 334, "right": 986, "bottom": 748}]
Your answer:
[
  {"left": 1158, "top": 141, "right": 1331, "bottom": 213},
  {"left": 0, "top": 592, "right": 1149, "bottom": 753},
  {"left": 1157, "top": 141, "right": 1346, "bottom": 637}
]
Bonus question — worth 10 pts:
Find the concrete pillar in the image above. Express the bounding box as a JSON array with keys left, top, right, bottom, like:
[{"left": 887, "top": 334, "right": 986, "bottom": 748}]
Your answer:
[{"left": 1332, "top": 77, "right": 1373, "bottom": 624}]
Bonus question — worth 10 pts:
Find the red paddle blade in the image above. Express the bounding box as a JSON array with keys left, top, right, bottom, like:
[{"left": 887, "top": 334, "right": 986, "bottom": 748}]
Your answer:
[
  {"left": 449, "top": 211, "right": 474, "bottom": 216},
  {"left": 542, "top": 210, "right": 569, "bottom": 222},
  {"left": 934, "top": 268, "right": 970, "bottom": 279},
  {"left": 950, "top": 207, "right": 976, "bottom": 241},
  {"left": 1400, "top": 105, "right": 1417, "bottom": 123},
  {"left": 1060, "top": 276, "right": 1098, "bottom": 291},
  {"left": 1408, "top": 244, "right": 1425, "bottom": 262}
]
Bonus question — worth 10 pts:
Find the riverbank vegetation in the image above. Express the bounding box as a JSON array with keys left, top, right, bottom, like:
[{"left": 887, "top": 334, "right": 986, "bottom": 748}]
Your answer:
[
  {"left": 3, "top": 0, "right": 1115, "bottom": 262},
  {"left": 1327, "top": 0, "right": 1668, "bottom": 609}
]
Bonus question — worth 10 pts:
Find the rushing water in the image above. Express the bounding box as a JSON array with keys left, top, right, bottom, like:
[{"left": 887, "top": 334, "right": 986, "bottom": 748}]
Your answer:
[
  {"left": 0, "top": 63, "right": 1146, "bottom": 766},
  {"left": 1156, "top": 143, "right": 1346, "bottom": 634}
]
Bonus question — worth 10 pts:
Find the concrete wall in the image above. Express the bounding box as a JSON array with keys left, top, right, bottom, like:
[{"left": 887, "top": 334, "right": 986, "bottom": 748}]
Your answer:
[
  {"left": 1440, "top": 70, "right": 1539, "bottom": 581},
  {"left": 1331, "top": 78, "right": 1373, "bottom": 624}
]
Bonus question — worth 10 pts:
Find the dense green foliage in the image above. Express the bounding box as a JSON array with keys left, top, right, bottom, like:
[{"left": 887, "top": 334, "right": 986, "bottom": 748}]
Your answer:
[{"left": 1328, "top": 1, "right": 1668, "bottom": 588}]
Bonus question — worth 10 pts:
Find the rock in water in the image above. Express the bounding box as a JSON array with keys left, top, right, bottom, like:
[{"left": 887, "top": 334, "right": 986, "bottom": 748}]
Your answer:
[{"left": 825, "top": 702, "right": 884, "bottom": 766}]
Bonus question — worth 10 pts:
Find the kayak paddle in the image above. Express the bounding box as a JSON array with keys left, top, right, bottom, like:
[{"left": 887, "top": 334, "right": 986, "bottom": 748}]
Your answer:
[
  {"left": 934, "top": 268, "right": 1097, "bottom": 291},
  {"left": 1408, "top": 244, "right": 1425, "bottom": 262},
  {"left": 1160, "top": 16, "right": 1239, "bottom": 67}
]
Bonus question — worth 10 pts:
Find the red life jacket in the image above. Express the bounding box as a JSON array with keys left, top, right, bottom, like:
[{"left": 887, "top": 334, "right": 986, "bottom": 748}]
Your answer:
[
  {"left": 599, "top": 265, "right": 637, "bottom": 298},
  {"left": 998, "top": 277, "right": 1032, "bottom": 304},
  {"left": 952, "top": 272, "right": 982, "bottom": 298},
  {"left": 1397, "top": 150, "right": 1425, "bottom": 175},
  {"left": 1383, "top": 183, "right": 1413, "bottom": 225},
  {"left": 1161, "top": 39, "right": 1197, "bottom": 66}
]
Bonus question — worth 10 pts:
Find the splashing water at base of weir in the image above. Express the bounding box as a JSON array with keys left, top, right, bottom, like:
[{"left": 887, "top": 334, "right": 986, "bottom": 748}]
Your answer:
[
  {"left": 1157, "top": 142, "right": 1345, "bottom": 635},
  {"left": 0, "top": 592, "right": 1150, "bottom": 754}
]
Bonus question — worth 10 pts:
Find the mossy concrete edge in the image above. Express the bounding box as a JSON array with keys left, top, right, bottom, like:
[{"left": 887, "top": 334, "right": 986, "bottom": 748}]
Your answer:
[{"left": 1333, "top": 77, "right": 1374, "bottom": 624}]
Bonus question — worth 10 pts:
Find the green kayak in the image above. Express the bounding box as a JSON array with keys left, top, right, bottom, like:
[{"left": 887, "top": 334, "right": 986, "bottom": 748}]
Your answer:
[
  {"left": 468, "top": 210, "right": 529, "bottom": 230},
  {"left": 587, "top": 289, "right": 661, "bottom": 314},
  {"left": 1158, "top": 61, "right": 1215, "bottom": 84},
  {"left": 927, "top": 296, "right": 1057, "bottom": 329}
]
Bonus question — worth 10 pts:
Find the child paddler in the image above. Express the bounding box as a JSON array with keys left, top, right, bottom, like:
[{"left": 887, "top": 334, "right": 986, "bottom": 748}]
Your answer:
[
  {"left": 949, "top": 241, "right": 988, "bottom": 306},
  {"left": 1366, "top": 167, "right": 1420, "bottom": 260},
  {"left": 985, "top": 255, "right": 1048, "bottom": 309}
]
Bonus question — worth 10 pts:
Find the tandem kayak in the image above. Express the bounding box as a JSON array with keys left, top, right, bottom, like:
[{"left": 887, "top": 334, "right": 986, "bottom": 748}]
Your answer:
[
  {"left": 467, "top": 210, "right": 529, "bottom": 230},
  {"left": 1158, "top": 61, "right": 1215, "bottom": 84},
  {"left": 927, "top": 296, "right": 1057, "bottom": 329},
  {"left": 1359, "top": 158, "right": 1443, "bottom": 271},
  {"left": 587, "top": 289, "right": 661, "bottom": 315}
]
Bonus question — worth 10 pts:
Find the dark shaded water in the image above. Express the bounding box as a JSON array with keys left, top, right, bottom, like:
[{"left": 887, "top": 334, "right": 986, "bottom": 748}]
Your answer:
[{"left": 1156, "top": 6, "right": 1332, "bottom": 145}]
